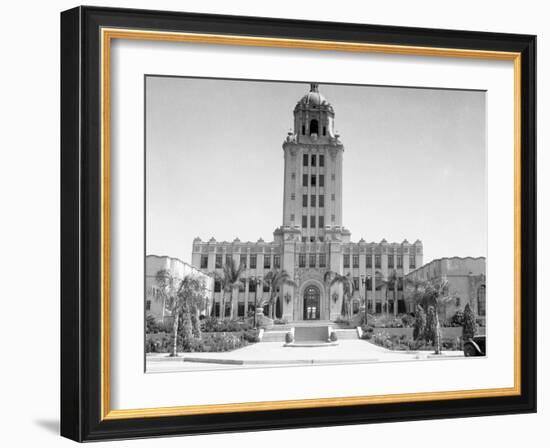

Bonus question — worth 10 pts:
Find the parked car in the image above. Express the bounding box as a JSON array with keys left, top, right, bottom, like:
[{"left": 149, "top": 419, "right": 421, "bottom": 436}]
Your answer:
[{"left": 463, "top": 335, "right": 486, "bottom": 356}]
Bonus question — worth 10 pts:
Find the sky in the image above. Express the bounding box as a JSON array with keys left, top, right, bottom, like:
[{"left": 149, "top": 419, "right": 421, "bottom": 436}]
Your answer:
[{"left": 146, "top": 76, "right": 487, "bottom": 265}]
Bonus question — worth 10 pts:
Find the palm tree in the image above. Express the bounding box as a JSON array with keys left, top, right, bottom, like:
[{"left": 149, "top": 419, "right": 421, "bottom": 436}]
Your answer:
[
  {"left": 263, "top": 269, "right": 297, "bottom": 319},
  {"left": 404, "top": 277, "right": 425, "bottom": 314},
  {"left": 386, "top": 269, "right": 400, "bottom": 317},
  {"left": 245, "top": 276, "right": 262, "bottom": 327},
  {"left": 216, "top": 258, "right": 245, "bottom": 320},
  {"left": 223, "top": 258, "right": 245, "bottom": 319},
  {"left": 324, "top": 271, "right": 355, "bottom": 319},
  {"left": 155, "top": 270, "right": 208, "bottom": 356},
  {"left": 176, "top": 275, "right": 208, "bottom": 340},
  {"left": 155, "top": 269, "right": 182, "bottom": 356},
  {"left": 405, "top": 277, "right": 452, "bottom": 354}
]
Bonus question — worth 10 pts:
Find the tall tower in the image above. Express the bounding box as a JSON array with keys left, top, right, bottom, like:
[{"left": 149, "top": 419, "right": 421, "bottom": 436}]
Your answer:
[{"left": 281, "top": 83, "right": 345, "bottom": 243}]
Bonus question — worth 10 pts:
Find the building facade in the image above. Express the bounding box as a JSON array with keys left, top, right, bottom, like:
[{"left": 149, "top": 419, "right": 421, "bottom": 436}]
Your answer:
[
  {"left": 404, "top": 257, "right": 486, "bottom": 322},
  {"left": 146, "top": 255, "right": 214, "bottom": 323},
  {"left": 191, "top": 84, "right": 422, "bottom": 322}
]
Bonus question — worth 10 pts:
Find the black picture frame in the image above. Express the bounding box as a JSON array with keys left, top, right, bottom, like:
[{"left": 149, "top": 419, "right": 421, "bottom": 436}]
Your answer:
[{"left": 61, "top": 5, "right": 536, "bottom": 442}]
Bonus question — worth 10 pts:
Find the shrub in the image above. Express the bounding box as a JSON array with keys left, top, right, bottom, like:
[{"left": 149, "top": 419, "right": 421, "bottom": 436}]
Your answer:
[
  {"left": 450, "top": 310, "right": 465, "bottom": 327},
  {"left": 145, "top": 332, "right": 171, "bottom": 353},
  {"left": 198, "top": 333, "right": 245, "bottom": 352},
  {"left": 329, "top": 332, "right": 338, "bottom": 342},
  {"left": 146, "top": 314, "right": 160, "bottom": 334},
  {"left": 400, "top": 314, "right": 415, "bottom": 328},
  {"left": 274, "top": 318, "right": 288, "bottom": 325},
  {"left": 285, "top": 332, "right": 294, "bottom": 343},
  {"left": 424, "top": 306, "right": 437, "bottom": 344},
  {"left": 242, "top": 329, "right": 260, "bottom": 343},
  {"left": 334, "top": 318, "right": 351, "bottom": 326},
  {"left": 201, "top": 318, "right": 253, "bottom": 333},
  {"left": 413, "top": 305, "right": 427, "bottom": 340},
  {"left": 361, "top": 324, "right": 374, "bottom": 334},
  {"left": 463, "top": 304, "right": 477, "bottom": 340}
]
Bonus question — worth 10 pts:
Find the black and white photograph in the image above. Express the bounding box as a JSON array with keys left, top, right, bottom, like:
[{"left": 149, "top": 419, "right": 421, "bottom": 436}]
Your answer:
[{"left": 145, "top": 77, "right": 487, "bottom": 373}]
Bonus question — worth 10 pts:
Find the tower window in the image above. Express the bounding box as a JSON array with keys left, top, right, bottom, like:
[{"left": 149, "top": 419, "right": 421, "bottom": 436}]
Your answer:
[
  {"left": 215, "top": 254, "right": 222, "bottom": 269},
  {"left": 319, "top": 254, "right": 326, "bottom": 267},
  {"left": 250, "top": 255, "right": 257, "bottom": 269},
  {"left": 302, "top": 124, "right": 305, "bottom": 135},
  {"left": 302, "top": 215, "right": 307, "bottom": 228},
  {"left": 319, "top": 195, "right": 324, "bottom": 207},
  {"left": 353, "top": 255, "right": 359, "bottom": 268},
  {"left": 388, "top": 255, "right": 394, "bottom": 268},
  {"left": 310, "top": 195, "right": 316, "bottom": 207},
  {"left": 310, "top": 119, "right": 319, "bottom": 135},
  {"left": 397, "top": 255, "right": 403, "bottom": 268},
  {"left": 200, "top": 255, "right": 208, "bottom": 269},
  {"left": 323, "top": 126, "right": 326, "bottom": 136},
  {"left": 264, "top": 256, "right": 271, "bottom": 269},
  {"left": 319, "top": 155, "right": 325, "bottom": 167},
  {"left": 303, "top": 154, "right": 308, "bottom": 166},
  {"left": 366, "top": 256, "right": 372, "bottom": 268},
  {"left": 409, "top": 257, "right": 416, "bottom": 269},
  {"left": 311, "top": 175, "right": 317, "bottom": 186},
  {"left": 375, "top": 255, "right": 381, "bottom": 268},
  {"left": 302, "top": 195, "right": 308, "bottom": 207},
  {"left": 274, "top": 255, "right": 280, "bottom": 268},
  {"left": 319, "top": 175, "right": 324, "bottom": 187},
  {"left": 299, "top": 254, "right": 306, "bottom": 268},
  {"left": 309, "top": 254, "right": 316, "bottom": 268},
  {"left": 319, "top": 216, "right": 324, "bottom": 228},
  {"left": 311, "top": 155, "right": 316, "bottom": 166},
  {"left": 303, "top": 174, "right": 308, "bottom": 187},
  {"left": 310, "top": 216, "right": 316, "bottom": 228}
]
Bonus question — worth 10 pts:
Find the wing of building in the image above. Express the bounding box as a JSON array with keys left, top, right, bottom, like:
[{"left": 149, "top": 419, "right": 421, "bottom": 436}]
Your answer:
[
  {"left": 403, "top": 256, "right": 486, "bottom": 324},
  {"left": 191, "top": 84, "right": 424, "bottom": 322},
  {"left": 145, "top": 255, "right": 214, "bottom": 322}
]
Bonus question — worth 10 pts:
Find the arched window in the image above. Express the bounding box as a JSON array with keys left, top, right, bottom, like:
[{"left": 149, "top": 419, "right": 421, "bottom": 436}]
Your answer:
[
  {"left": 310, "top": 119, "right": 319, "bottom": 135},
  {"left": 477, "top": 285, "right": 486, "bottom": 316}
]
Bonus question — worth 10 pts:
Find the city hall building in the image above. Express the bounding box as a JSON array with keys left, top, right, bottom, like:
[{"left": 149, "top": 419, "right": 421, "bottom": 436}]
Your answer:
[{"left": 191, "top": 84, "right": 423, "bottom": 322}]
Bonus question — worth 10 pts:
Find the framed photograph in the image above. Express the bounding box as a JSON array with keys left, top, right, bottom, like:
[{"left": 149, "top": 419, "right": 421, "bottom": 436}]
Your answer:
[{"left": 60, "top": 6, "right": 536, "bottom": 442}]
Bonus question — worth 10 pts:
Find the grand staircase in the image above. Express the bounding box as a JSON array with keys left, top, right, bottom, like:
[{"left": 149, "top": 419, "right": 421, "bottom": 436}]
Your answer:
[{"left": 261, "top": 320, "right": 359, "bottom": 343}]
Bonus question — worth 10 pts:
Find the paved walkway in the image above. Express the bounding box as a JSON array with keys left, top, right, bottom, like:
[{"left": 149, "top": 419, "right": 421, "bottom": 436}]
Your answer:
[{"left": 146, "top": 340, "right": 464, "bottom": 373}]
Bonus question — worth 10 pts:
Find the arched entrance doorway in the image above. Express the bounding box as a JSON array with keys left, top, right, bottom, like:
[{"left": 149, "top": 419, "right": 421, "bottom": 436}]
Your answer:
[{"left": 303, "top": 285, "right": 320, "bottom": 320}]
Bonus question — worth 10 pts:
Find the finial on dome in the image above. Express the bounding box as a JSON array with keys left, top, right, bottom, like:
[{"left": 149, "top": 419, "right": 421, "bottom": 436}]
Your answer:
[{"left": 310, "top": 83, "right": 319, "bottom": 92}]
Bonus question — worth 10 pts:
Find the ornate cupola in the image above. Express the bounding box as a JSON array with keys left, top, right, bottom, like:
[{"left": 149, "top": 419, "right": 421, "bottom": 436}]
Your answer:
[{"left": 293, "top": 83, "right": 336, "bottom": 144}]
